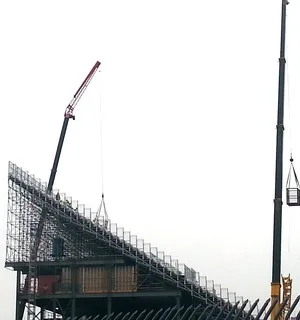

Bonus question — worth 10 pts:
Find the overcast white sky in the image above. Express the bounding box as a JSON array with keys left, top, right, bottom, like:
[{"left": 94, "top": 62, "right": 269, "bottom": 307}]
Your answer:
[{"left": 2, "top": 0, "right": 300, "bottom": 318}]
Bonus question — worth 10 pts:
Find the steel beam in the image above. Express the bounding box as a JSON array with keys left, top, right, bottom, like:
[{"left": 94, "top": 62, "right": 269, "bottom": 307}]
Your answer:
[
  {"left": 20, "top": 290, "right": 182, "bottom": 300},
  {"left": 6, "top": 257, "right": 125, "bottom": 269}
]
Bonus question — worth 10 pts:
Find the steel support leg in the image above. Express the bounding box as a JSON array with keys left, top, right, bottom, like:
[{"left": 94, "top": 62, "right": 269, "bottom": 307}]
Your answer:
[
  {"left": 41, "top": 307, "right": 45, "bottom": 320},
  {"left": 71, "top": 266, "right": 76, "bottom": 318},
  {"left": 71, "top": 299, "right": 76, "bottom": 318},
  {"left": 53, "top": 299, "right": 57, "bottom": 320},
  {"left": 108, "top": 297, "right": 112, "bottom": 315},
  {"left": 15, "top": 271, "right": 21, "bottom": 320},
  {"left": 176, "top": 296, "right": 181, "bottom": 320}
]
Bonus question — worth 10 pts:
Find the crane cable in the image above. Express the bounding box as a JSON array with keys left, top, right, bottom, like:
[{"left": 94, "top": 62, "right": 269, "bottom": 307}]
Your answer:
[
  {"left": 286, "top": 48, "right": 292, "bottom": 253},
  {"left": 287, "top": 62, "right": 293, "bottom": 160},
  {"left": 100, "top": 91, "right": 104, "bottom": 195},
  {"left": 283, "top": 22, "right": 292, "bottom": 254},
  {"left": 95, "top": 77, "right": 108, "bottom": 226}
]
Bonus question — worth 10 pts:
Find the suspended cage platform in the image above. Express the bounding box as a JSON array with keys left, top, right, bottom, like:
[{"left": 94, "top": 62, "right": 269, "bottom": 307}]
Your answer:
[{"left": 286, "top": 157, "right": 300, "bottom": 206}]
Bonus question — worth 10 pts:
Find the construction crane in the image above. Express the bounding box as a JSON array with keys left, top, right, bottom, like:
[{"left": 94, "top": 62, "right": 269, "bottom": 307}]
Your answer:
[
  {"left": 271, "top": 0, "right": 291, "bottom": 319},
  {"left": 22, "top": 61, "right": 101, "bottom": 320}
]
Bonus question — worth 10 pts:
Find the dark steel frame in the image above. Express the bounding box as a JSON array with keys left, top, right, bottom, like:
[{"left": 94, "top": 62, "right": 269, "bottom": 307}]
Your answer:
[{"left": 35, "top": 297, "right": 300, "bottom": 320}]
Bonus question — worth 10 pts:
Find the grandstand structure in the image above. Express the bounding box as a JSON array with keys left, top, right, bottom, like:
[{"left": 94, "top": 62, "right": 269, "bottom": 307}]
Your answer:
[{"left": 7, "top": 161, "right": 254, "bottom": 319}]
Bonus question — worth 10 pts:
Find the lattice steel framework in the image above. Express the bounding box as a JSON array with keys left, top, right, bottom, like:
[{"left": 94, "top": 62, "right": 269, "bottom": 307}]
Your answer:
[
  {"left": 7, "top": 161, "right": 256, "bottom": 319},
  {"left": 6, "top": 163, "right": 106, "bottom": 264}
]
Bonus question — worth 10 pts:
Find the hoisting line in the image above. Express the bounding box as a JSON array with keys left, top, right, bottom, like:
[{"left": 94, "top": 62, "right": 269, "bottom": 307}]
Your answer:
[
  {"left": 286, "top": 60, "right": 293, "bottom": 157},
  {"left": 286, "top": 36, "right": 293, "bottom": 254},
  {"left": 94, "top": 79, "right": 108, "bottom": 227},
  {"left": 287, "top": 155, "right": 293, "bottom": 253},
  {"left": 100, "top": 91, "right": 104, "bottom": 194},
  {"left": 286, "top": 156, "right": 299, "bottom": 253}
]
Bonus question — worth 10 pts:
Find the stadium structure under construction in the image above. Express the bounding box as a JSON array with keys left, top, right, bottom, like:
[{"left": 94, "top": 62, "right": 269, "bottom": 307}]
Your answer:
[{"left": 6, "top": 161, "right": 254, "bottom": 320}]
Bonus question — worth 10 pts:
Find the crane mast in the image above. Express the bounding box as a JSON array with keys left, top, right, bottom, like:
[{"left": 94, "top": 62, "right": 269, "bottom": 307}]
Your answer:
[{"left": 271, "top": 1, "right": 288, "bottom": 319}]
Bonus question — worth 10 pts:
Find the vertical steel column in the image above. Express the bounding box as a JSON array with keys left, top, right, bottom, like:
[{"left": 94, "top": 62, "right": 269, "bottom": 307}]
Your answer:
[
  {"left": 53, "top": 299, "right": 57, "bottom": 320},
  {"left": 107, "top": 297, "right": 112, "bottom": 315},
  {"left": 271, "top": 1, "right": 288, "bottom": 319},
  {"left": 107, "top": 264, "right": 113, "bottom": 316},
  {"left": 176, "top": 296, "right": 181, "bottom": 320},
  {"left": 41, "top": 307, "right": 45, "bottom": 320},
  {"left": 15, "top": 270, "right": 21, "bottom": 320},
  {"left": 71, "top": 265, "right": 76, "bottom": 318}
]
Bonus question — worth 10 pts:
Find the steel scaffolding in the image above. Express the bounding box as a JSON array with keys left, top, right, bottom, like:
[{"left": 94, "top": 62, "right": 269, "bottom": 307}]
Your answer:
[{"left": 7, "top": 161, "right": 254, "bottom": 319}]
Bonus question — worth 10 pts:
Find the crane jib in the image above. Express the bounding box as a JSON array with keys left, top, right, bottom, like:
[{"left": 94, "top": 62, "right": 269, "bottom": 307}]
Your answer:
[{"left": 64, "top": 61, "right": 101, "bottom": 119}]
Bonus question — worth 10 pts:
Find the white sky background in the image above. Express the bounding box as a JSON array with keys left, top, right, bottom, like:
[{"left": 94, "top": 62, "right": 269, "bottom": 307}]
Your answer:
[{"left": 1, "top": 0, "right": 300, "bottom": 317}]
